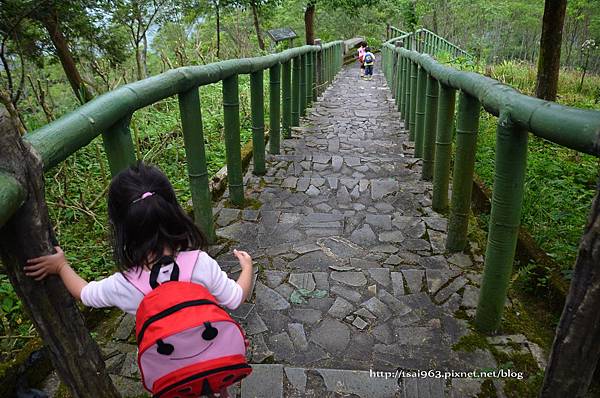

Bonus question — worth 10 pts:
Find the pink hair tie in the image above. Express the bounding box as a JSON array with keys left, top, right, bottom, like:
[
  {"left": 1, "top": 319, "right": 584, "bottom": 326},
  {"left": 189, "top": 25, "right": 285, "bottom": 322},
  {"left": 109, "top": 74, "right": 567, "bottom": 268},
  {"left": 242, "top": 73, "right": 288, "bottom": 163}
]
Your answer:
[{"left": 131, "top": 191, "right": 155, "bottom": 204}]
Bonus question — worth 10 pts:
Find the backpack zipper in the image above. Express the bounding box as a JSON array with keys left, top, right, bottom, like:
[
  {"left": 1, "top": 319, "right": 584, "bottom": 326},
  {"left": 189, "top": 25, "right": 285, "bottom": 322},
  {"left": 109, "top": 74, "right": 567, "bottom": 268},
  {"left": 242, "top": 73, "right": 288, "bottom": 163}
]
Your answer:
[
  {"left": 137, "top": 299, "right": 219, "bottom": 342},
  {"left": 153, "top": 362, "right": 251, "bottom": 397}
]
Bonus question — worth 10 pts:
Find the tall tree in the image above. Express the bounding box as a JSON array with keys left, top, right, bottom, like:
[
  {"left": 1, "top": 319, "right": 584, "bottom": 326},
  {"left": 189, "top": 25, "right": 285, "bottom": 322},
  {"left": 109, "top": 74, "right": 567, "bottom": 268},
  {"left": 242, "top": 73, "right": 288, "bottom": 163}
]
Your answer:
[
  {"left": 535, "top": 0, "right": 567, "bottom": 101},
  {"left": 249, "top": 0, "right": 265, "bottom": 50},
  {"left": 304, "top": 1, "right": 316, "bottom": 44},
  {"left": 303, "top": 0, "right": 378, "bottom": 45},
  {"left": 541, "top": 172, "right": 600, "bottom": 396},
  {"left": 35, "top": 4, "right": 94, "bottom": 103},
  {"left": 112, "top": 0, "right": 169, "bottom": 81},
  {"left": 0, "top": 106, "right": 120, "bottom": 398}
]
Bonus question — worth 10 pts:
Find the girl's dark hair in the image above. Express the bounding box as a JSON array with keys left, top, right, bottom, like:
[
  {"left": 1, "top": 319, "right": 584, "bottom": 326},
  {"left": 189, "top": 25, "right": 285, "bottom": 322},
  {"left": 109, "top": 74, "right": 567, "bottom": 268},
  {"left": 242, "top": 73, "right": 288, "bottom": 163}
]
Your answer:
[{"left": 108, "top": 162, "right": 207, "bottom": 272}]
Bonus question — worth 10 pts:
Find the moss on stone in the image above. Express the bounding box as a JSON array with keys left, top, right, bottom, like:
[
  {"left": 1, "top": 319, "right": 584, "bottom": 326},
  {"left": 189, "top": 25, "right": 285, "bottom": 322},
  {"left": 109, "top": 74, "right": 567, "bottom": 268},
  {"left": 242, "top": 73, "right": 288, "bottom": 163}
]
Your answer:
[
  {"left": 452, "top": 332, "right": 490, "bottom": 353},
  {"left": 477, "top": 379, "right": 497, "bottom": 398}
]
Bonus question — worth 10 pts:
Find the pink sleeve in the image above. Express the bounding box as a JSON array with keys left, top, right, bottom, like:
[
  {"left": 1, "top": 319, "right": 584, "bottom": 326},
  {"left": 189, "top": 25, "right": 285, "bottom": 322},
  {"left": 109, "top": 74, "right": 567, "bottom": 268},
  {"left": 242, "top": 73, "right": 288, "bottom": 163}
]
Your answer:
[{"left": 193, "top": 253, "right": 243, "bottom": 310}]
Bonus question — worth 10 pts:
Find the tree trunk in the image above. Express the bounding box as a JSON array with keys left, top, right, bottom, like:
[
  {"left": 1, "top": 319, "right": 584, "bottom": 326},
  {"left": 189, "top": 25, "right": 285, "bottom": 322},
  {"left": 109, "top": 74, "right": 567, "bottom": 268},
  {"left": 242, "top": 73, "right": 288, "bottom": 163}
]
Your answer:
[
  {"left": 540, "top": 169, "right": 600, "bottom": 397},
  {"left": 0, "top": 89, "right": 26, "bottom": 134},
  {"left": 304, "top": 2, "right": 316, "bottom": 45},
  {"left": 215, "top": 0, "right": 221, "bottom": 58},
  {"left": 565, "top": 18, "right": 580, "bottom": 67},
  {"left": 250, "top": 1, "right": 265, "bottom": 50},
  {"left": 39, "top": 11, "right": 92, "bottom": 104},
  {"left": 142, "top": 33, "right": 149, "bottom": 78},
  {"left": 535, "top": 0, "right": 567, "bottom": 101},
  {"left": 0, "top": 107, "right": 120, "bottom": 398},
  {"left": 135, "top": 43, "right": 144, "bottom": 81}
]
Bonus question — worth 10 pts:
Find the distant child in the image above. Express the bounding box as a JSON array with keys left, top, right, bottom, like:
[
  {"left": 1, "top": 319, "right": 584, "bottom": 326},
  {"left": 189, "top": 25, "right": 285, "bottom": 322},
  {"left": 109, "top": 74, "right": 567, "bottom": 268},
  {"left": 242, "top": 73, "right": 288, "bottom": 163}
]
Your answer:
[
  {"left": 357, "top": 41, "right": 367, "bottom": 77},
  {"left": 25, "top": 162, "right": 253, "bottom": 398},
  {"left": 363, "top": 47, "right": 375, "bottom": 80}
]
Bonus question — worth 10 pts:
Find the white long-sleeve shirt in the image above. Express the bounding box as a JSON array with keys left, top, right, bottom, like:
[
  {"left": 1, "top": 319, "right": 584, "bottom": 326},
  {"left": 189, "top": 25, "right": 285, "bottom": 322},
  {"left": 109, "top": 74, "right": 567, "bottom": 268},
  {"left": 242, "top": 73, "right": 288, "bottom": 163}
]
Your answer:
[{"left": 80, "top": 251, "right": 243, "bottom": 315}]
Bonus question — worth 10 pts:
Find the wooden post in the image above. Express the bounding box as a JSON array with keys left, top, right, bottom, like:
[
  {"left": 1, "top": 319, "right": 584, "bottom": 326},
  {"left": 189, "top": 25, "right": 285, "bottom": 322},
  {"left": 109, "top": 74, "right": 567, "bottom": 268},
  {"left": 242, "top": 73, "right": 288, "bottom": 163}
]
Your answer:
[{"left": 0, "top": 107, "right": 120, "bottom": 398}]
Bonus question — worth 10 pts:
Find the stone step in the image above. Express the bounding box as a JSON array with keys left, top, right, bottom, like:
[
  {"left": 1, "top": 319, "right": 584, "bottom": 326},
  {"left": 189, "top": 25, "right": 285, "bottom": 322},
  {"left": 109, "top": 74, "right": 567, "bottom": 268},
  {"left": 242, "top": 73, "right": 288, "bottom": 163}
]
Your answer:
[{"left": 238, "top": 364, "right": 449, "bottom": 398}]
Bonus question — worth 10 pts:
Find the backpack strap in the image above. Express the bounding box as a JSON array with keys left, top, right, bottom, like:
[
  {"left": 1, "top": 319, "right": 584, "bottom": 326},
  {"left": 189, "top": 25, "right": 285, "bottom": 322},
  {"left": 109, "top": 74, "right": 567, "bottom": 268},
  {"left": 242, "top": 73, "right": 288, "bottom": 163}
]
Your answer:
[{"left": 124, "top": 250, "right": 200, "bottom": 295}]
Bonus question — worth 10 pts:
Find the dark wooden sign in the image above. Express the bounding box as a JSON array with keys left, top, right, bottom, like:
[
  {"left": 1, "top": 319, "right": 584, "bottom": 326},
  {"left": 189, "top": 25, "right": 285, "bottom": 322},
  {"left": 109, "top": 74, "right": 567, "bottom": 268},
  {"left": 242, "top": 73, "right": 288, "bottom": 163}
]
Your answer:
[{"left": 267, "top": 27, "right": 298, "bottom": 42}]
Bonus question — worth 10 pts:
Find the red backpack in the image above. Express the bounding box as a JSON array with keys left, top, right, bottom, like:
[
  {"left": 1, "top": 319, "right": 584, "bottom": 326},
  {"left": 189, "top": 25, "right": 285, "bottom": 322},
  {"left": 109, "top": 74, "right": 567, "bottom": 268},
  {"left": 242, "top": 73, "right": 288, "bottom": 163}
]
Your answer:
[{"left": 125, "top": 251, "right": 252, "bottom": 397}]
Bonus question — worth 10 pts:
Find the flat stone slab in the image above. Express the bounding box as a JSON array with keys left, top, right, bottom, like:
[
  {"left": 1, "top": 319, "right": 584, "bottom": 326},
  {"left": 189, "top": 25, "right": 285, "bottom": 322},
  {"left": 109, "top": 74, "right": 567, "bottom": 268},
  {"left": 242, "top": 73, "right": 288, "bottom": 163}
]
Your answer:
[
  {"left": 361, "top": 297, "right": 392, "bottom": 322},
  {"left": 331, "top": 283, "right": 363, "bottom": 303},
  {"left": 327, "top": 296, "right": 355, "bottom": 319},
  {"left": 269, "top": 332, "right": 295, "bottom": 361},
  {"left": 402, "top": 377, "right": 445, "bottom": 398},
  {"left": 289, "top": 273, "right": 316, "bottom": 292},
  {"left": 391, "top": 272, "right": 405, "bottom": 297},
  {"left": 288, "top": 323, "right": 309, "bottom": 350},
  {"left": 264, "top": 270, "right": 289, "bottom": 289},
  {"left": 402, "top": 269, "right": 424, "bottom": 294},
  {"left": 368, "top": 268, "right": 391, "bottom": 288},
  {"left": 310, "top": 318, "right": 350, "bottom": 353},
  {"left": 316, "top": 368, "right": 400, "bottom": 397},
  {"left": 255, "top": 281, "right": 291, "bottom": 310},
  {"left": 371, "top": 180, "right": 399, "bottom": 200},
  {"left": 330, "top": 271, "right": 367, "bottom": 287},
  {"left": 284, "top": 367, "right": 307, "bottom": 393},
  {"left": 114, "top": 314, "right": 135, "bottom": 341},
  {"left": 241, "top": 364, "right": 283, "bottom": 398}
]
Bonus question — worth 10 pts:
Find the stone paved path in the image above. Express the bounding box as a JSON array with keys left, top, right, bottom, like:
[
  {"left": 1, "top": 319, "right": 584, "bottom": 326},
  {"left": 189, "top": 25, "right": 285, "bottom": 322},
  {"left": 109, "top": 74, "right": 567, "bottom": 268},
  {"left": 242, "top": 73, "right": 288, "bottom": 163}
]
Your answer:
[
  {"left": 44, "top": 64, "right": 548, "bottom": 398},
  {"left": 209, "top": 64, "right": 503, "bottom": 397}
]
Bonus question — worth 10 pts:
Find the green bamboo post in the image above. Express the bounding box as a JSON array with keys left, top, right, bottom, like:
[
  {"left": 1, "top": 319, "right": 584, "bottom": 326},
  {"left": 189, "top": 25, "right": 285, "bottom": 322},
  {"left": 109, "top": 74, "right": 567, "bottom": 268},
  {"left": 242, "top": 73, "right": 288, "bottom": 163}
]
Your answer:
[
  {"left": 324, "top": 47, "right": 329, "bottom": 85},
  {"left": 222, "top": 75, "right": 244, "bottom": 206},
  {"left": 291, "top": 56, "right": 300, "bottom": 126},
  {"left": 300, "top": 53, "right": 306, "bottom": 116},
  {"left": 396, "top": 53, "right": 402, "bottom": 108},
  {"left": 269, "top": 63, "right": 281, "bottom": 154},
  {"left": 446, "top": 92, "right": 480, "bottom": 251},
  {"left": 432, "top": 84, "right": 457, "bottom": 212},
  {"left": 328, "top": 47, "right": 332, "bottom": 83},
  {"left": 312, "top": 50, "right": 318, "bottom": 102},
  {"left": 409, "top": 61, "right": 418, "bottom": 141},
  {"left": 403, "top": 57, "right": 411, "bottom": 120},
  {"left": 306, "top": 50, "right": 313, "bottom": 108},
  {"left": 475, "top": 112, "right": 528, "bottom": 333},
  {"left": 178, "top": 88, "right": 215, "bottom": 242},
  {"left": 422, "top": 73, "right": 439, "bottom": 180},
  {"left": 282, "top": 60, "right": 292, "bottom": 138},
  {"left": 398, "top": 55, "right": 404, "bottom": 112},
  {"left": 391, "top": 50, "right": 398, "bottom": 100},
  {"left": 250, "top": 70, "right": 266, "bottom": 174},
  {"left": 414, "top": 65, "right": 427, "bottom": 157},
  {"left": 103, "top": 116, "right": 136, "bottom": 176}
]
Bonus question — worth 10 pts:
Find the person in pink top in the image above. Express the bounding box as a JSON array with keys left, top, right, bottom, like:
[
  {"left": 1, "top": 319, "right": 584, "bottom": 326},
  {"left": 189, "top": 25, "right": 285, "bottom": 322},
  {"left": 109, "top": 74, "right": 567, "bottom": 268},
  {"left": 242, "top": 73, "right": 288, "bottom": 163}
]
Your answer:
[
  {"left": 357, "top": 41, "right": 367, "bottom": 78},
  {"left": 25, "top": 162, "right": 253, "bottom": 398}
]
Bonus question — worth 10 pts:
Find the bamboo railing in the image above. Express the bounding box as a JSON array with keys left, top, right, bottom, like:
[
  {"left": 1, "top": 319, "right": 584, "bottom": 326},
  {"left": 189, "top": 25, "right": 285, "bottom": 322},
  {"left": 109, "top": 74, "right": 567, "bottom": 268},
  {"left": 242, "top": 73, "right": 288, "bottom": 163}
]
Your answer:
[
  {"left": 0, "top": 41, "right": 345, "bottom": 243},
  {"left": 383, "top": 28, "right": 600, "bottom": 333}
]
